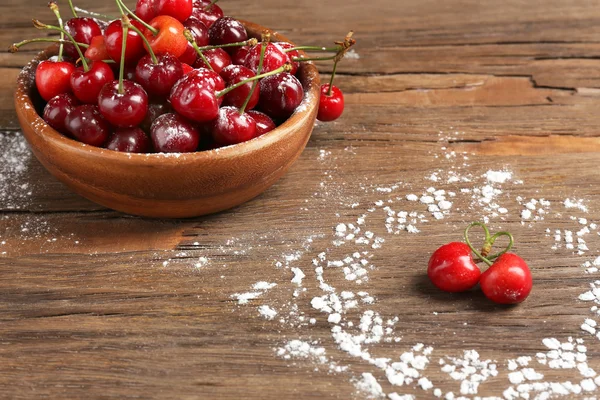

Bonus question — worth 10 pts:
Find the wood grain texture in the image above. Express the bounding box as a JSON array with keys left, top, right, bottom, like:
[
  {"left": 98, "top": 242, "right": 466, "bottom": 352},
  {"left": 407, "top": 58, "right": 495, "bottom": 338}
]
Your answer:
[{"left": 2, "top": 0, "right": 600, "bottom": 399}]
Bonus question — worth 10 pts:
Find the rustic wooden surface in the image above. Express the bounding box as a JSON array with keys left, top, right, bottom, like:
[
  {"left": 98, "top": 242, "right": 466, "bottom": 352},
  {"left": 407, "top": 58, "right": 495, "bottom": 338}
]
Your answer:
[{"left": 2, "top": 0, "right": 600, "bottom": 399}]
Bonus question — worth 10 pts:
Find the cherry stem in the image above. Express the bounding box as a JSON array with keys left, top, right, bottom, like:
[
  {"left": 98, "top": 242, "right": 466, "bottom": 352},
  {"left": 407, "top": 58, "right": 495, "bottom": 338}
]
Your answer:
[
  {"left": 32, "top": 19, "right": 88, "bottom": 71},
  {"left": 464, "top": 222, "right": 515, "bottom": 267},
  {"left": 486, "top": 232, "right": 514, "bottom": 261},
  {"left": 67, "top": 0, "right": 78, "bottom": 17},
  {"left": 239, "top": 40, "right": 267, "bottom": 115},
  {"left": 9, "top": 38, "right": 89, "bottom": 53},
  {"left": 204, "top": 0, "right": 220, "bottom": 11},
  {"left": 183, "top": 29, "right": 213, "bottom": 71},
  {"left": 115, "top": 0, "right": 159, "bottom": 36},
  {"left": 284, "top": 45, "right": 341, "bottom": 53},
  {"left": 48, "top": 2, "right": 64, "bottom": 62},
  {"left": 118, "top": 16, "right": 129, "bottom": 94},
  {"left": 217, "top": 63, "right": 292, "bottom": 98},
  {"left": 464, "top": 222, "right": 493, "bottom": 267},
  {"left": 127, "top": 21, "right": 158, "bottom": 64},
  {"left": 292, "top": 55, "right": 338, "bottom": 62},
  {"left": 327, "top": 59, "right": 339, "bottom": 96},
  {"left": 73, "top": 6, "right": 115, "bottom": 21},
  {"left": 194, "top": 38, "right": 258, "bottom": 52}
]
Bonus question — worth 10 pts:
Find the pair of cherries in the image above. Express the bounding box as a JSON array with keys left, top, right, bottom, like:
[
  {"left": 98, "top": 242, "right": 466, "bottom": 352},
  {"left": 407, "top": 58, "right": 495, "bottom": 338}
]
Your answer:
[{"left": 427, "top": 222, "right": 533, "bottom": 304}]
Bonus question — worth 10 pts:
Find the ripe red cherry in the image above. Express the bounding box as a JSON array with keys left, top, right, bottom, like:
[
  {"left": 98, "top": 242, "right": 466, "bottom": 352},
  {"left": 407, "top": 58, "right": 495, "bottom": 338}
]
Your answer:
[
  {"left": 135, "top": 53, "right": 184, "bottom": 98},
  {"left": 480, "top": 253, "right": 532, "bottom": 304},
  {"left": 104, "top": 19, "right": 146, "bottom": 64},
  {"left": 85, "top": 35, "right": 110, "bottom": 62},
  {"left": 169, "top": 68, "right": 224, "bottom": 122},
  {"left": 231, "top": 46, "right": 250, "bottom": 65},
  {"left": 43, "top": 93, "right": 79, "bottom": 135},
  {"left": 143, "top": 15, "right": 188, "bottom": 58},
  {"left": 106, "top": 127, "right": 152, "bottom": 153},
  {"left": 259, "top": 72, "right": 304, "bottom": 119},
  {"left": 151, "top": 113, "right": 200, "bottom": 153},
  {"left": 428, "top": 242, "right": 481, "bottom": 292},
  {"left": 70, "top": 61, "right": 115, "bottom": 104},
  {"left": 140, "top": 101, "right": 173, "bottom": 133},
  {"left": 65, "top": 104, "right": 112, "bottom": 146},
  {"left": 194, "top": 48, "right": 231, "bottom": 74},
  {"left": 220, "top": 65, "right": 259, "bottom": 109},
  {"left": 179, "top": 17, "right": 210, "bottom": 65},
  {"left": 135, "top": 0, "right": 158, "bottom": 22},
  {"left": 157, "top": 0, "right": 193, "bottom": 22},
  {"left": 275, "top": 42, "right": 299, "bottom": 75},
  {"left": 317, "top": 84, "right": 345, "bottom": 122},
  {"left": 35, "top": 59, "right": 75, "bottom": 101},
  {"left": 247, "top": 110, "right": 276, "bottom": 137},
  {"left": 98, "top": 80, "right": 149, "bottom": 128},
  {"left": 208, "top": 17, "right": 248, "bottom": 54},
  {"left": 245, "top": 43, "right": 289, "bottom": 73},
  {"left": 64, "top": 17, "right": 102, "bottom": 60},
  {"left": 191, "top": 0, "right": 223, "bottom": 28},
  {"left": 211, "top": 106, "right": 257, "bottom": 146}
]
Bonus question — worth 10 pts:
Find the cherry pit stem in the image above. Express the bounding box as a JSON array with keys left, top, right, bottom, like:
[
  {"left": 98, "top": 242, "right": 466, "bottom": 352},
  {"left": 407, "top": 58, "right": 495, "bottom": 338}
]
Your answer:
[
  {"left": 67, "top": 0, "right": 78, "bottom": 17},
  {"left": 239, "top": 38, "right": 267, "bottom": 115},
  {"left": 217, "top": 63, "right": 292, "bottom": 98},
  {"left": 117, "top": 15, "right": 129, "bottom": 94},
  {"left": 327, "top": 58, "right": 339, "bottom": 96},
  {"left": 9, "top": 38, "right": 89, "bottom": 53},
  {"left": 32, "top": 19, "right": 88, "bottom": 71},
  {"left": 194, "top": 38, "right": 258, "bottom": 52},
  {"left": 48, "top": 2, "right": 65, "bottom": 62},
  {"left": 464, "top": 222, "right": 514, "bottom": 267}
]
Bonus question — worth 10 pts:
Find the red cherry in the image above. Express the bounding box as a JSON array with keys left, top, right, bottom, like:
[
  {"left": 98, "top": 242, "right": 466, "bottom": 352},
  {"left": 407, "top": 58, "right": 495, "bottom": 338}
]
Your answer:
[
  {"left": 181, "top": 63, "right": 194, "bottom": 74},
  {"left": 428, "top": 242, "right": 481, "bottom": 292},
  {"left": 317, "top": 84, "right": 344, "bottom": 122},
  {"left": 105, "top": 19, "right": 146, "bottom": 64},
  {"left": 231, "top": 46, "right": 250, "bottom": 65},
  {"left": 43, "top": 93, "right": 79, "bottom": 135},
  {"left": 211, "top": 106, "right": 257, "bottom": 146},
  {"left": 274, "top": 42, "right": 299, "bottom": 75},
  {"left": 246, "top": 110, "right": 276, "bottom": 137},
  {"left": 208, "top": 17, "right": 248, "bottom": 54},
  {"left": 135, "top": 53, "right": 184, "bottom": 98},
  {"left": 70, "top": 61, "right": 115, "bottom": 104},
  {"left": 64, "top": 17, "right": 102, "bottom": 60},
  {"left": 480, "top": 253, "right": 532, "bottom": 304},
  {"left": 143, "top": 15, "right": 188, "bottom": 58},
  {"left": 85, "top": 35, "right": 111, "bottom": 62},
  {"left": 98, "top": 80, "right": 149, "bottom": 128},
  {"left": 106, "top": 127, "right": 152, "bottom": 153},
  {"left": 194, "top": 48, "right": 231, "bottom": 74},
  {"left": 258, "top": 72, "right": 304, "bottom": 119},
  {"left": 140, "top": 101, "right": 173, "bottom": 133},
  {"left": 179, "top": 17, "right": 210, "bottom": 65},
  {"left": 191, "top": 0, "right": 223, "bottom": 28},
  {"left": 220, "top": 65, "right": 258, "bottom": 110},
  {"left": 245, "top": 43, "right": 289, "bottom": 73},
  {"left": 135, "top": 0, "right": 158, "bottom": 22},
  {"left": 35, "top": 59, "right": 75, "bottom": 101},
  {"left": 151, "top": 113, "right": 200, "bottom": 153},
  {"left": 65, "top": 104, "right": 112, "bottom": 146},
  {"left": 157, "top": 0, "right": 193, "bottom": 22},
  {"left": 169, "top": 68, "right": 224, "bottom": 122}
]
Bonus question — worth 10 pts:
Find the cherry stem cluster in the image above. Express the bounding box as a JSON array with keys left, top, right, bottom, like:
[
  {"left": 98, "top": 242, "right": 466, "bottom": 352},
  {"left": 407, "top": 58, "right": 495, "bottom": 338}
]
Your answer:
[
  {"left": 32, "top": 19, "right": 89, "bottom": 71},
  {"left": 195, "top": 38, "right": 258, "bottom": 52},
  {"left": 217, "top": 62, "right": 292, "bottom": 98},
  {"left": 464, "top": 222, "right": 514, "bottom": 267},
  {"left": 239, "top": 34, "right": 268, "bottom": 115},
  {"left": 118, "top": 15, "right": 129, "bottom": 94}
]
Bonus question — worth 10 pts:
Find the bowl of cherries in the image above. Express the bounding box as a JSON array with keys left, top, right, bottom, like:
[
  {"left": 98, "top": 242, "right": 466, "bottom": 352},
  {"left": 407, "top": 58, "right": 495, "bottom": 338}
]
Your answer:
[{"left": 11, "top": 0, "right": 354, "bottom": 218}]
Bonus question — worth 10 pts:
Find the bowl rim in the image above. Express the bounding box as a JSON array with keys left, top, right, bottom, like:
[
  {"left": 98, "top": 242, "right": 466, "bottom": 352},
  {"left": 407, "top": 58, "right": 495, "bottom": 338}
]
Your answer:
[{"left": 14, "top": 19, "right": 320, "bottom": 166}]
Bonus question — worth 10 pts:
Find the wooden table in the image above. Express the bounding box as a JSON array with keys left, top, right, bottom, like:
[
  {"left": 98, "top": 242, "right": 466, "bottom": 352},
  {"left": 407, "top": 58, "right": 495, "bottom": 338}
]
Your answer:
[{"left": 3, "top": 1, "right": 600, "bottom": 398}]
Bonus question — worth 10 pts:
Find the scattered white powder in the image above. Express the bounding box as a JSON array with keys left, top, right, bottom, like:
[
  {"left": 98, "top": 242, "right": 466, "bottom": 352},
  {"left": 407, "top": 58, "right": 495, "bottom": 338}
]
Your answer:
[
  {"left": 354, "top": 373, "right": 384, "bottom": 399},
  {"left": 0, "top": 133, "right": 33, "bottom": 209},
  {"left": 485, "top": 169, "right": 512, "bottom": 184},
  {"left": 258, "top": 305, "right": 278, "bottom": 320}
]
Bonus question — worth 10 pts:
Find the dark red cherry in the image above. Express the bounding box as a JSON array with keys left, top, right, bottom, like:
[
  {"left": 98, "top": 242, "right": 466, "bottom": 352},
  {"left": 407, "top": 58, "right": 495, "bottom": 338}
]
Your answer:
[
  {"left": 259, "top": 73, "right": 304, "bottom": 119},
  {"left": 208, "top": 17, "right": 248, "bottom": 54},
  {"left": 43, "top": 93, "right": 79, "bottom": 135},
  {"left": 220, "top": 65, "right": 259, "bottom": 110},
  {"left": 35, "top": 59, "right": 75, "bottom": 101},
  {"left": 246, "top": 110, "right": 276, "bottom": 137},
  {"left": 179, "top": 17, "right": 210, "bottom": 65},
  {"left": 70, "top": 61, "right": 115, "bottom": 104},
  {"left": 140, "top": 101, "right": 173, "bottom": 133},
  {"left": 104, "top": 19, "right": 146, "bottom": 64},
  {"left": 210, "top": 106, "right": 257, "bottom": 146},
  {"left": 191, "top": 0, "right": 223, "bottom": 28},
  {"left": 274, "top": 42, "right": 299, "bottom": 75},
  {"left": 106, "top": 127, "right": 152, "bottom": 153},
  {"left": 98, "top": 80, "right": 149, "bottom": 128},
  {"left": 65, "top": 104, "right": 112, "bottom": 146},
  {"left": 194, "top": 48, "right": 231, "bottom": 74},
  {"left": 135, "top": 53, "right": 184, "bottom": 98},
  {"left": 317, "top": 84, "right": 344, "bottom": 122},
  {"left": 151, "top": 113, "right": 200, "bottom": 153},
  {"left": 135, "top": 0, "right": 158, "bottom": 22},
  {"left": 169, "top": 68, "right": 224, "bottom": 122},
  {"left": 231, "top": 45, "right": 250, "bottom": 65},
  {"left": 245, "top": 42, "right": 289, "bottom": 73},
  {"left": 157, "top": 0, "right": 193, "bottom": 22},
  {"left": 63, "top": 17, "right": 102, "bottom": 60}
]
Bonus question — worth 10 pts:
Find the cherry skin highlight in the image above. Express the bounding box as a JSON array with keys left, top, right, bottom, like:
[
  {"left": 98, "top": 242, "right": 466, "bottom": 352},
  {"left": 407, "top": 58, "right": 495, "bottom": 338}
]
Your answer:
[
  {"left": 169, "top": 68, "right": 224, "bottom": 122},
  {"left": 98, "top": 80, "right": 149, "bottom": 128},
  {"left": 210, "top": 106, "right": 257, "bottom": 146},
  {"left": 427, "top": 242, "right": 481, "bottom": 293},
  {"left": 35, "top": 59, "right": 75, "bottom": 102},
  {"left": 208, "top": 17, "right": 248, "bottom": 54}
]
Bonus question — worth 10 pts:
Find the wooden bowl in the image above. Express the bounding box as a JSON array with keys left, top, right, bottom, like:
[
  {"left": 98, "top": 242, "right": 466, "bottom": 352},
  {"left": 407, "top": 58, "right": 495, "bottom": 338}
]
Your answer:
[{"left": 14, "top": 21, "right": 320, "bottom": 218}]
